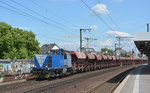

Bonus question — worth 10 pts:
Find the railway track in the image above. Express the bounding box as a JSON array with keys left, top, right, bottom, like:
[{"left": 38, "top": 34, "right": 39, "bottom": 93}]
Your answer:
[
  {"left": 87, "top": 68, "right": 134, "bottom": 93},
  {"left": 23, "top": 66, "right": 136, "bottom": 93},
  {"left": 0, "top": 79, "right": 49, "bottom": 93},
  {"left": 23, "top": 68, "right": 116, "bottom": 93},
  {"left": 0, "top": 65, "right": 139, "bottom": 93}
]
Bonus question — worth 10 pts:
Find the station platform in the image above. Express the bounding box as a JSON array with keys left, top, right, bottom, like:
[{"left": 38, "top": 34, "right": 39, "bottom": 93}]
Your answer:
[{"left": 114, "top": 64, "right": 150, "bottom": 93}]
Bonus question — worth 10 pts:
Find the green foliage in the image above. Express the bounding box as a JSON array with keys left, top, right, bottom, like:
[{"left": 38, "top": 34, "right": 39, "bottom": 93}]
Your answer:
[
  {"left": 0, "top": 22, "right": 40, "bottom": 59},
  {"left": 100, "top": 48, "right": 114, "bottom": 55},
  {"left": 119, "top": 53, "right": 130, "bottom": 57}
]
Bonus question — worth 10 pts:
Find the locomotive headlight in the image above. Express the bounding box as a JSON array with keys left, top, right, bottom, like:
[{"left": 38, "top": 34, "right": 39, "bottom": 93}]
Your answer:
[{"left": 46, "top": 65, "right": 48, "bottom": 68}]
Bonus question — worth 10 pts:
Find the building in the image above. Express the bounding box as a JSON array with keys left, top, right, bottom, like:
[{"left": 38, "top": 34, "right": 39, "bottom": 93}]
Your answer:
[
  {"left": 116, "top": 49, "right": 134, "bottom": 57},
  {"left": 40, "top": 44, "right": 60, "bottom": 54}
]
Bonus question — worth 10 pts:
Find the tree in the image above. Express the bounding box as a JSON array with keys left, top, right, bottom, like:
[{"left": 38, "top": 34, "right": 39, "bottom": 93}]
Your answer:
[
  {"left": 100, "top": 48, "right": 114, "bottom": 55},
  {"left": 119, "top": 53, "right": 130, "bottom": 57},
  {"left": 0, "top": 22, "right": 40, "bottom": 59}
]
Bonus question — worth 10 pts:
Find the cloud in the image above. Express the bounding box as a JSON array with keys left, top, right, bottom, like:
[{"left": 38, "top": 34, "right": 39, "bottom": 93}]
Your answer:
[
  {"left": 90, "top": 25, "right": 98, "bottom": 29},
  {"left": 91, "top": 4, "right": 110, "bottom": 15},
  {"left": 112, "top": 0, "right": 123, "bottom": 2},
  {"left": 105, "top": 31, "right": 135, "bottom": 51},
  {"left": 39, "top": 40, "right": 46, "bottom": 47},
  {"left": 63, "top": 35, "right": 80, "bottom": 39},
  {"left": 99, "top": 39, "right": 113, "bottom": 47},
  {"left": 90, "top": 31, "right": 131, "bottom": 51},
  {"left": 90, "top": 40, "right": 114, "bottom": 51},
  {"left": 106, "top": 31, "right": 132, "bottom": 37},
  {"left": 58, "top": 41, "right": 79, "bottom": 51},
  {"left": 57, "top": 31, "right": 132, "bottom": 51}
]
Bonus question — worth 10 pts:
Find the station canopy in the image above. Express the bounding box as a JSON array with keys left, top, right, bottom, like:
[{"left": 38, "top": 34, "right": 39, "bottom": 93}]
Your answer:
[{"left": 134, "top": 32, "right": 150, "bottom": 55}]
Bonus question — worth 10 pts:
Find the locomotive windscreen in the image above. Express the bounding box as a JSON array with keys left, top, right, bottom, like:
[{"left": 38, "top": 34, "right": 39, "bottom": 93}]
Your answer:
[{"left": 35, "top": 54, "right": 47, "bottom": 67}]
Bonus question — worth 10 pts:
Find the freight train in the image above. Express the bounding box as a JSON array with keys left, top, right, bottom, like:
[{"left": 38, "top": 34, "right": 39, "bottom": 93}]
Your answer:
[{"left": 32, "top": 49, "right": 147, "bottom": 79}]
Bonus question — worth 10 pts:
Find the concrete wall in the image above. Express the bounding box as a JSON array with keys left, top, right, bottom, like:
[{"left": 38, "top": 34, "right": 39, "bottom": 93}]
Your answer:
[{"left": 0, "top": 59, "right": 34, "bottom": 76}]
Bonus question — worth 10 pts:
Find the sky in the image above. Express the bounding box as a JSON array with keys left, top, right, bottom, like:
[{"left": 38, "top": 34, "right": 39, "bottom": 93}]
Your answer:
[{"left": 0, "top": 0, "right": 149, "bottom": 52}]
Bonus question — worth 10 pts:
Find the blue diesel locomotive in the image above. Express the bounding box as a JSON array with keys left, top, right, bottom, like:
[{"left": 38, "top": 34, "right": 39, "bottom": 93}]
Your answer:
[{"left": 32, "top": 49, "right": 73, "bottom": 79}]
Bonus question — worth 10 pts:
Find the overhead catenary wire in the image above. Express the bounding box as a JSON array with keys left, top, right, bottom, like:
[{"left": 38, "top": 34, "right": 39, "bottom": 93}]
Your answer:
[
  {"left": 97, "top": 0, "right": 120, "bottom": 30},
  {"left": 81, "top": 0, "right": 122, "bottom": 48},
  {"left": 0, "top": 5, "right": 45, "bottom": 25},
  {"left": 37, "top": 33, "right": 77, "bottom": 43},
  {"left": 80, "top": 0, "right": 115, "bottom": 31},
  {"left": 0, "top": 5, "right": 76, "bottom": 44},
  {"left": 89, "top": 31, "right": 98, "bottom": 38},
  {"left": 27, "top": 0, "right": 98, "bottom": 41},
  {"left": 0, "top": 0, "right": 97, "bottom": 50},
  {"left": 0, "top": 1, "right": 64, "bottom": 30},
  {"left": 0, "top": 0, "right": 78, "bottom": 35},
  {"left": 30, "top": 0, "right": 97, "bottom": 42},
  {"left": 11, "top": 0, "right": 78, "bottom": 32},
  {"left": 127, "top": 24, "right": 145, "bottom": 33},
  {"left": 30, "top": 0, "right": 81, "bottom": 28},
  {"left": 37, "top": 34, "right": 79, "bottom": 50}
]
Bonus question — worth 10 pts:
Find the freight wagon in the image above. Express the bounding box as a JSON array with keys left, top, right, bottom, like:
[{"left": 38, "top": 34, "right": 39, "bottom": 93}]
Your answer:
[{"left": 32, "top": 49, "right": 147, "bottom": 79}]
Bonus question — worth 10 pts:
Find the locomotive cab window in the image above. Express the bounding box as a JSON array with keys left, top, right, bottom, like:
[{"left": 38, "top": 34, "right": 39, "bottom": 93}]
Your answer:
[
  {"left": 64, "top": 53, "right": 67, "bottom": 59},
  {"left": 50, "top": 50, "right": 59, "bottom": 55}
]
